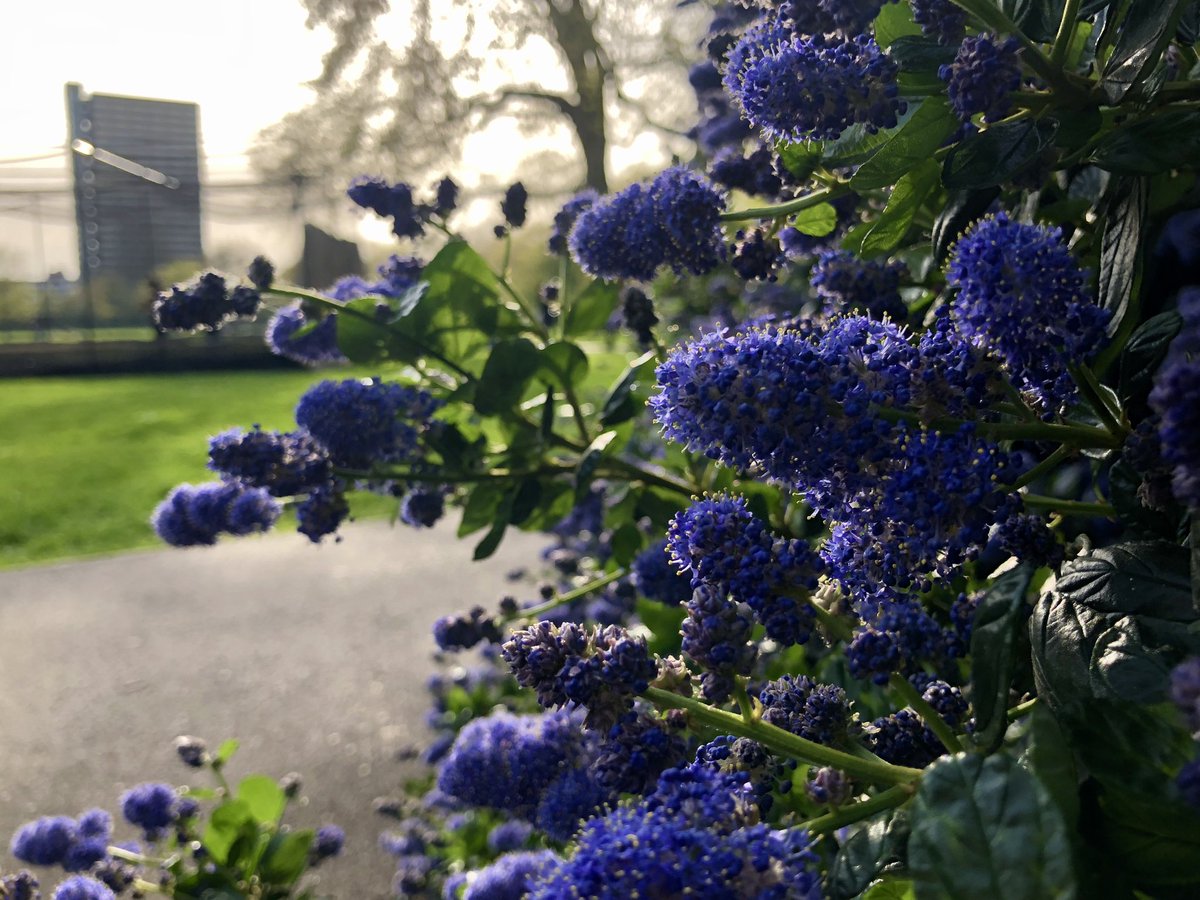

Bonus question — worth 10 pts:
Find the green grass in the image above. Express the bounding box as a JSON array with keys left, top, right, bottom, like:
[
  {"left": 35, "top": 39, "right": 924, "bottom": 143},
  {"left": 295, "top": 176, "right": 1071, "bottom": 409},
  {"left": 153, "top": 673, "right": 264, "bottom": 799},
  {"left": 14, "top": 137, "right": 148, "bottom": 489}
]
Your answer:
[{"left": 0, "top": 370, "right": 377, "bottom": 569}]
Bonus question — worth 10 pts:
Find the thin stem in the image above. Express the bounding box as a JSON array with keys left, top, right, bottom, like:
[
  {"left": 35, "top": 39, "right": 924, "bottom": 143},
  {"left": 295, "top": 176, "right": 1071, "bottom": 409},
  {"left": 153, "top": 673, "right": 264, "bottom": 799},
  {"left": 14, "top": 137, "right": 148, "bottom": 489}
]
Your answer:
[
  {"left": 889, "top": 674, "right": 964, "bottom": 754},
  {"left": 133, "top": 879, "right": 166, "bottom": 894},
  {"left": 733, "top": 678, "right": 759, "bottom": 724},
  {"left": 495, "top": 271, "right": 550, "bottom": 341},
  {"left": 644, "top": 687, "right": 924, "bottom": 785},
  {"left": 874, "top": 406, "right": 1121, "bottom": 449},
  {"left": 1020, "top": 494, "right": 1116, "bottom": 516},
  {"left": 1070, "top": 363, "right": 1128, "bottom": 439},
  {"left": 336, "top": 463, "right": 574, "bottom": 484},
  {"left": 506, "top": 569, "right": 627, "bottom": 622},
  {"left": 108, "top": 846, "right": 165, "bottom": 865},
  {"left": 501, "top": 231, "right": 513, "bottom": 280},
  {"left": 266, "top": 286, "right": 476, "bottom": 381},
  {"left": 597, "top": 458, "right": 700, "bottom": 497},
  {"left": 1007, "top": 697, "right": 1039, "bottom": 721},
  {"left": 1050, "top": 0, "right": 1081, "bottom": 68},
  {"left": 562, "top": 382, "right": 593, "bottom": 445},
  {"left": 1007, "top": 445, "right": 1072, "bottom": 491},
  {"left": 719, "top": 186, "right": 839, "bottom": 224},
  {"left": 800, "top": 784, "right": 916, "bottom": 836}
]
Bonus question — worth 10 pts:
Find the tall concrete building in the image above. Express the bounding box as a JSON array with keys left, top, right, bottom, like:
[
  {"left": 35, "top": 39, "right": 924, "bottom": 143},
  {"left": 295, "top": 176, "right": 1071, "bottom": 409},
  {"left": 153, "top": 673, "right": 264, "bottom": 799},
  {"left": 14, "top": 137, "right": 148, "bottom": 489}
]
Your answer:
[{"left": 65, "top": 83, "right": 203, "bottom": 291}]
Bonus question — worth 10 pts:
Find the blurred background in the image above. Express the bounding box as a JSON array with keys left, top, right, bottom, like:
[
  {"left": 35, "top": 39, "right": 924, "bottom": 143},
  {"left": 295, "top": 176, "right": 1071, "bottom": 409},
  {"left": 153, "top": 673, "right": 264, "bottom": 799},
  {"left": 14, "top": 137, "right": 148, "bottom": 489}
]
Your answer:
[{"left": 0, "top": 3, "right": 708, "bottom": 895}]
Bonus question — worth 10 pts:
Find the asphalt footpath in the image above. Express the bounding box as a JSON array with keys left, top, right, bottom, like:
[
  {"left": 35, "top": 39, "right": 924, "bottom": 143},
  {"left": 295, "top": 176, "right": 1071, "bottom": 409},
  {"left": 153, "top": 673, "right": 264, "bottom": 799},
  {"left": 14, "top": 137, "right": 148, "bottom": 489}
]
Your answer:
[{"left": 0, "top": 520, "right": 546, "bottom": 898}]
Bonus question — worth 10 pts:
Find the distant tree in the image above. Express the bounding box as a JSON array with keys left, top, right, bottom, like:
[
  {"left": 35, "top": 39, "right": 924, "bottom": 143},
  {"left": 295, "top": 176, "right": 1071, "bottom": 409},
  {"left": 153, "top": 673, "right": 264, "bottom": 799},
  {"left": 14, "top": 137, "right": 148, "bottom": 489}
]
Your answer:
[{"left": 250, "top": 0, "right": 706, "bottom": 201}]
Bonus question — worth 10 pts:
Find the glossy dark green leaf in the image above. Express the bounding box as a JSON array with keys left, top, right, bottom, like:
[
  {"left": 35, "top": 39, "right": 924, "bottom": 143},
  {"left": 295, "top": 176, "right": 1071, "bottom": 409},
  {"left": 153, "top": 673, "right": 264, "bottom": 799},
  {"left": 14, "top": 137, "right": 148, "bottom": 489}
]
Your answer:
[
  {"left": 858, "top": 159, "right": 940, "bottom": 255},
  {"left": 458, "top": 481, "right": 506, "bottom": 537},
  {"left": 599, "top": 350, "right": 657, "bottom": 427},
  {"left": 474, "top": 338, "right": 543, "bottom": 416},
  {"left": 257, "top": 830, "right": 314, "bottom": 886},
  {"left": 1091, "top": 110, "right": 1200, "bottom": 175},
  {"left": 943, "top": 119, "right": 1058, "bottom": 190},
  {"left": 872, "top": 1, "right": 921, "bottom": 47},
  {"left": 908, "top": 753, "right": 1076, "bottom": 900},
  {"left": 790, "top": 202, "right": 838, "bottom": 237},
  {"left": 563, "top": 280, "right": 620, "bottom": 337},
  {"left": 823, "top": 105, "right": 917, "bottom": 169},
  {"left": 887, "top": 36, "right": 958, "bottom": 74},
  {"left": 1022, "top": 703, "right": 1080, "bottom": 829},
  {"left": 970, "top": 564, "right": 1035, "bottom": 752},
  {"left": 1097, "top": 176, "right": 1147, "bottom": 337},
  {"left": 851, "top": 100, "right": 959, "bottom": 192},
  {"left": 1094, "top": 782, "right": 1200, "bottom": 894},
  {"left": 509, "top": 477, "right": 543, "bottom": 527},
  {"left": 1119, "top": 310, "right": 1182, "bottom": 406},
  {"left": 931, "top": 187, "right": 1001, "bottom": 263},
  {"left": 775, "top": 140, "right": 822, "bottom": 181},
  {"left": 1100, "top": 0, "right": 1191, "bottom": 103},
  {"left": 473, "top": 517, "right": 508, "bottom": 561},
  {"left": 829, "top": 810, "right": 910, "bottom": 900}
]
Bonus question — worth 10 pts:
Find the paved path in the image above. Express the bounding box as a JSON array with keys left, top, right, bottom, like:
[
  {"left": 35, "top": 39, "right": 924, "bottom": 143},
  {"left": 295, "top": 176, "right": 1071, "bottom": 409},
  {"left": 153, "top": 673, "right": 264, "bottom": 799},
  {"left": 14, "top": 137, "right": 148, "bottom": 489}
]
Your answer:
[{"left": 0, "top": 521, "right": 545, "bottom": 898}]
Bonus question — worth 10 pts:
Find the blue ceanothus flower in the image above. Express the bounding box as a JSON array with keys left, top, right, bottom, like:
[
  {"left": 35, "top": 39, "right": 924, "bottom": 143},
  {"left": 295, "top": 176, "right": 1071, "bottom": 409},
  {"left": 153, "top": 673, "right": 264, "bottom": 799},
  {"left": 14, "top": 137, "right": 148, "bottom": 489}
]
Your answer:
[
  {"left": 51, "top": 877, "right": 115, "bottom": 900},
  {"left": 909, "top": 0, "right": 968, "bottom": 44},
  {"left": 1150, "top": 289, "right": 1200, "bottom": 508},
  {"left": 151, "top": 482, "right": 280, "bottom": 547},
  {"left": 465, "top": 850, "right": 558, "bottom": 900},
  {"left": 947, "top": 212, "right": 1109, "bottom": 410},
  {"left": 940, "top": 34, "right": 1024, "bottom": 122},
  {"left": 569, "top": 167, "right": 726, "bottom": 280},
  {"left": 724, "top": 17, "right": 903, "bottom": 143},
  {"left": 153, "top": 271, "right": 261, "bottom": 332},
  {"left": 757, "top": 675, "right": 854, "bottom": 746},
  {"left": 529, "top": 763, "right": 821, "bottom": 900},
  {"left": 810, "top": 249, "right": 908, "bottom": 320}
]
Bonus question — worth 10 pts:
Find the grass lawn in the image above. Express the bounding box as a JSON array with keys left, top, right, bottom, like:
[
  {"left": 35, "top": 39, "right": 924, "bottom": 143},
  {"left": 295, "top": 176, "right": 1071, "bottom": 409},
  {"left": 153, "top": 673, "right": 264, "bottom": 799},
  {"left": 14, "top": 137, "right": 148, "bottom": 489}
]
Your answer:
[
  {"left": 0, "top": 346, "right": 639, "bottom": 569},
  {"left": 0, "top": 369, "right": 376, "bottom": 569}
]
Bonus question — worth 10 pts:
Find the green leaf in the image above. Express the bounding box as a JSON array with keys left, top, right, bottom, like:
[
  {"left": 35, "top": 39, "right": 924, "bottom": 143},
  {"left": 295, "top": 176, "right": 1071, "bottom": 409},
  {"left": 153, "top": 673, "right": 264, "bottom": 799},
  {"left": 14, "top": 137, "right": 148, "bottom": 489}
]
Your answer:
[
  {"left": 611, "top": 523, "right": 644, "bottom": 568},
  {"left": 214, "top": 739, "right": 240, "bottom": 767},
  {"left": 538, "top": 341, "right": 589, "bottom": 390},
  {"left": 237, "top": 775, "right": 286, "bottom": 824},
  {"left": 775, "top": 140, "right": 823, "bottom": 181},
  {"left": 1022, "top": 703, "right": 1081, "bottom": 829},
  {"left": 474, "top": 338, "right": 543, "bottom": 416},
  {"left": 458, "top": 481, "right": 506, "bottom": 537},
  {"left": 1091, "top": 110, "right": 1200, "bottom": 175},
  {"left": 1118, "top": 310, "right": 1182, "bottom": 408},
  {"left": 908, "top": 753, "right": 1076, "bottom": 900},
  {"left": 862, "top": 883, "right": 915, "bottom": 900},
  {"left": 851, "top": 100, "right": 959, "bottom": 192},
  {"left": 931, "top": 187, "right": 1001, "bottom": 263},
  {"left": 564, "top": 280, "right": 620, "bottom": 337},
  {"left": 872, "top": 0, "right": 921, "bottom": 47},
  {"left": 599, "top": 350, "right": 657, "bottom": 427},
  {"left": 789, "top": 202, "right": 838, "bottom": 237},
  {"left": 943, "top": 119, "right": 1058, "bottom": 190},
  {"left": 203, "top": 800, "right": 256, "bottom": 866},
  {"left": 970, "top": 564, "right": 1035, "bottom": 753},
  {"left": 473, "top": 518, "right": 508, "bottom": 561},
  {"left": 1095, "top": 783, "right": 1200, "bottom": 893},
  {"left": 857, "top": 159, "right": 941, "bottom": 256},
  {"left": 257, "top": 830, "right": 315, "bottom": 887},
  {"left": 1096, "top": 176, "right": 1147, "bottom": 338},
  {"left": 887, "top": 36, "right": 958, "bottom": 74},
  {"left": 635, "top": 597, "right": 686, "bottom": 656},
  {"left": 1101, "top": 0, "right": 1191, "bottom": 103},
  {"left": 829, "top": 811, "right": 910, "bottom": 900}
]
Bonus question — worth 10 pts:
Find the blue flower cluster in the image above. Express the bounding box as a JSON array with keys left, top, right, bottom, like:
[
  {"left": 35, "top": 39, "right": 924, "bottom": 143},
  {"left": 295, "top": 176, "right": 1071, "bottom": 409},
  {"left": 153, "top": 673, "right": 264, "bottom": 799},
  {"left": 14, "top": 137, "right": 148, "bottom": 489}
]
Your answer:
[
  {"left": 682, "top": 584, "right": 758, "bottom": 702},
  {"left": 757, "top": 675, "right": 853, "bottom": 746},
  {"left": 463, "top": 850, "right": 557, "bottom": 900},
  {"left": 939, "top": 34, "right": 1023, "bottom": 123},
  {"left": 529, "top": 763, "right": 821, "bottom": 899},
  {"left": 50, "top": 877, "right": 114, "bottom": 900},
  {"left": 547, "top": 190, "right": 598, "bottom": 255},
  {"left": 120, "top": 782, "right": 179, "bottom": 840},
  {"left": 209, "top": 427, "right": 333, "bottom": 497},
  {"left": 724, "top": 23, "right": 903, "bottom": 143},
  {"left": 910, "top": 0, "right": 967, "bottom": 45},
  {"left": 947, "top": 212, "right": 1109, "bottom": 410},
  {"left": 500, "top": 182, "right": 528, "bottom": 229},
  {"left": 591, "top": 711, "right": 688, "bottom": 797},
  {"left": 151, "top": 481, "right": 280, "bottom": 547},
  {"left": 308, "top": 825, "right": 346, "bottom": 865},
  {"left": 348, "top": 175, "right": 456, "bottom": 238},
  {"left": 810, "top": 250, "right": 908, "bottom": 320},
  {"left": 568, "top": 167, "right": 726, "bottom": 281},
  {"left": 708, "top": 146, "right": 783, "bottom": 201},
  {"left": 667, "top": 495, "right": 823, "bottom": 646},
  {"left": 769, "top": 0, "right": 888, "bottom": 36},
  {"left": 265, "top": 303, "right": 346, "bottom": 366},
  {"left": 10, "top": 810, "right": 111, "bottom": 873},
  {"left": 153, "top": 271, "right": 261, "bottom": 332},
  {"left": 632, "top": 539, "right": 692, "bottom": 605},
  {"left": 294, "top": 377, "right": 442, "bottom": 470},
  {"left": 501, "top": 622, "right": 658, "bottom": 730},
  {"left": 1150, "top": 289, "right": 1200, "bottom": 508}
]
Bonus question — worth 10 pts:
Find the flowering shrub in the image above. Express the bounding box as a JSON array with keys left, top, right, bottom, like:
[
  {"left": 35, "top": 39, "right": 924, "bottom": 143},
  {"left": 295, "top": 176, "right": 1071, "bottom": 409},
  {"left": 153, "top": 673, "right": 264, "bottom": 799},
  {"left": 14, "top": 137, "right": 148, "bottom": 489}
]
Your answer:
[{"left": 9, "top": 1, "right": 1200, "bottom": 897}]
